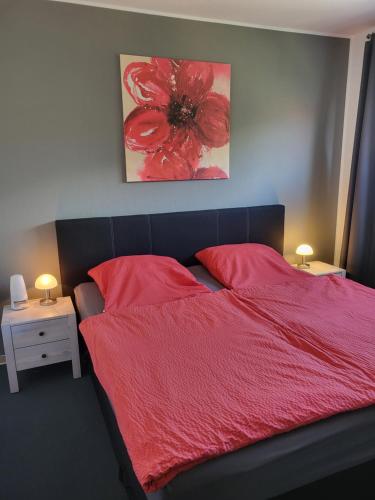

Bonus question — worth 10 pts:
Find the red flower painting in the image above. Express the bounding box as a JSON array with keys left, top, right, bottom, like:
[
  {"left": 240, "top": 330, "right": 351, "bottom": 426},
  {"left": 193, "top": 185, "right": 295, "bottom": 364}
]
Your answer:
[{"left": 120, "top": 55, "right": 231, "bottom": 182}]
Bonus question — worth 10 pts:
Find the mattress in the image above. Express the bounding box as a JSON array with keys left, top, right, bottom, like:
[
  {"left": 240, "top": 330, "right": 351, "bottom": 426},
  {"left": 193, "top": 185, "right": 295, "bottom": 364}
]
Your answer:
[
  {"left": 74, "top": 271, "right": 375, "bottom": 500},
  {"left": 147, "top": 405, "right": 375, "bottom": 500}
]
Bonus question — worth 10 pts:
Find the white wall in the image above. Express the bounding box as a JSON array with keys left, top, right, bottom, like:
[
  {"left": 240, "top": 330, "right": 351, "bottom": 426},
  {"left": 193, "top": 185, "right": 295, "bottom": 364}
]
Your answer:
[{"left": 334, "top": 29, "right": 375, "bottom": 265}]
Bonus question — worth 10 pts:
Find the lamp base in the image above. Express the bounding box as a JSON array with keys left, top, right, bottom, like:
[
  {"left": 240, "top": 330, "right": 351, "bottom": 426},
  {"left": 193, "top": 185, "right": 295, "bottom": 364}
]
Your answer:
[
  {"left": 40, "top": 297, "right": 57, "bottom": 306},
  {"left": 39, "top": 288, "right": 56, "bottom": 306},
  {"left": 297, "top": 263, "right": 310, "bottom": 269}
]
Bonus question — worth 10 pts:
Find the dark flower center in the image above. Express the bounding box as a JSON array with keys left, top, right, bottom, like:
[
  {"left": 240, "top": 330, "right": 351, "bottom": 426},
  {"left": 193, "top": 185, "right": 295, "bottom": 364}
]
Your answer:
[{"left": 168, "top": 95, "right": 197, "bottom": 128}]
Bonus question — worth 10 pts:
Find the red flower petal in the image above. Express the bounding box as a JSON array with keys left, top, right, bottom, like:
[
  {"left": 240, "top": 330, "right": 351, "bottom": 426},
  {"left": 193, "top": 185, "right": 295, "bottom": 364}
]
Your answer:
[
  {"left": 138, "top": 128, "right": 202, "bottom": 181},
  {"left": 211, "top": 62, "right": 231, "bottom": 80},
  {"left": 194, "top": 166, "right": 228, "bottom": 179},
  {"left": 195, "top": 92, "right": 230, "bottom": 148},
  {"left": 176, "top": 61, "right": 214, "bottom": 104},
  {"left": 124, "top": 62, "right": 171, "bottom": 107},
  {"left": 124, "top": 107, "right": 170, "bottom": 153},
  {"left": 139, "top": 151, "right": 193, "bottom": 181},
  {"left": 164, "top": 129, "right": 202, "bottom": 171},
  {"left": 150, "top": 57, "right": 175, "bottom": 83}
]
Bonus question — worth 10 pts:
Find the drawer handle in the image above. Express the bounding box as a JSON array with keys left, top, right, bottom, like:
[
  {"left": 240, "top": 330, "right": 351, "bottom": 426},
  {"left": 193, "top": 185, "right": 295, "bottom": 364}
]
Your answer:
[
  {"left": 41, "top": 354, "right": 47, "bottom": 359},
  {"left": 39, "top": 331, "right": 45, "bottom": 337}
]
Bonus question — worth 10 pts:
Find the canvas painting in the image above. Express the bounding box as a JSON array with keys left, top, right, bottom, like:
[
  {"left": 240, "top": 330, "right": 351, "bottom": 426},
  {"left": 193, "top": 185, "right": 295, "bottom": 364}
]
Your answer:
[{"left": 120, "top": 55, "right": 231, "bottom": 182}]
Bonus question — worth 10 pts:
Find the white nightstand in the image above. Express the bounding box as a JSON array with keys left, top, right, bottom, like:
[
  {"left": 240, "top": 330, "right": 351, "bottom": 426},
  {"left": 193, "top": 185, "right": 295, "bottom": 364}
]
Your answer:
[
  {"left": 292, "top": 261, "right": 346, "bottom": 278},
  {"left": 1, "top": 297, "right": 81, "bottom": 393}
]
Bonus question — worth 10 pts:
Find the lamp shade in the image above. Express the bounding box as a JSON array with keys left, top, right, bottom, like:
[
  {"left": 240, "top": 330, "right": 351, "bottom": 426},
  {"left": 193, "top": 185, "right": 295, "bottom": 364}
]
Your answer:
[
  {"left": 296, "top": 244, "right": 314, "bottom": 256},
  {"left": 35, "top": 274, "right": 58, "bottom": 290}
]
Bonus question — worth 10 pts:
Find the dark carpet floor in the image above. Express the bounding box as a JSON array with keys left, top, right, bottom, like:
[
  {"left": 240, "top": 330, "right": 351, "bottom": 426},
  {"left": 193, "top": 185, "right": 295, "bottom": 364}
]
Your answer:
[{"left": 0, "top": 362, "right": 127, "bottom": 500}]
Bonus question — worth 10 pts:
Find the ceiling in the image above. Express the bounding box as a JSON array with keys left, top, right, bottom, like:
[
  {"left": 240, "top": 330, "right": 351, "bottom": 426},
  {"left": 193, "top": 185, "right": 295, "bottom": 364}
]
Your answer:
[{"left": 52, "top": 0, "right": 375, "bottom": 36}]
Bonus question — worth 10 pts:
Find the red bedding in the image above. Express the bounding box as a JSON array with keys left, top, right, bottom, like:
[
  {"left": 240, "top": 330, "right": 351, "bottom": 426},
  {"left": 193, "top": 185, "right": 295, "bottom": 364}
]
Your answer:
[{"left": 80, "top": 275, "right": 375, "bottom": 493}]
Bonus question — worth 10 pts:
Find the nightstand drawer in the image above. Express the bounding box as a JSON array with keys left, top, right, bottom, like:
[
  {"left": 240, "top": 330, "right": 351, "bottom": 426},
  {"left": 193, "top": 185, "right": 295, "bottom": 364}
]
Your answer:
[
  {"left": 11, "top": 318, "right": 69, "bottom": 348},
  {"left": 15, "top": 339, "right": 71, "bottom": 371}
]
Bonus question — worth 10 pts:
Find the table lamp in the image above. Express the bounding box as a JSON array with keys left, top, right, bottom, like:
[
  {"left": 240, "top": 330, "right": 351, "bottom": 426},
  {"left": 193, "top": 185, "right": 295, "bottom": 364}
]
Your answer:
[
  {"left": 296, "top": 244, "right": 313, "bottom": 269},
  {"left": 35, "top": 274, "right": 58, "bottom": 306}
]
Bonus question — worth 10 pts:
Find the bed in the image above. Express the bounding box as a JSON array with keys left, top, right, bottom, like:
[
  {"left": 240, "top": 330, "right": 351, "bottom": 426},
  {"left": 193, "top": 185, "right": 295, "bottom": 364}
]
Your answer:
[{"left": 55, "top": 205, "right": 375, "bottom": 500}]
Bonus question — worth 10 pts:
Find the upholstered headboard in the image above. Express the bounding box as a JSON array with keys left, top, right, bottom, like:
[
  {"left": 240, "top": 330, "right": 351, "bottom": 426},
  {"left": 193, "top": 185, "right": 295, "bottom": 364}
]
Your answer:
[{"left": 55, "top": 204, "right": 285, "bottom": 296}]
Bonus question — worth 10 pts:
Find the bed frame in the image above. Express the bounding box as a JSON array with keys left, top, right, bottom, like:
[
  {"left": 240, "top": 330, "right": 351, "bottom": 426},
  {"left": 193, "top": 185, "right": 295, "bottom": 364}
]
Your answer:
[
  {"left": 55, "top": 204, "right": 284, "bottom": 296},
  {"left": 55, "top": 204, "right": 375, "bottom": 500}
]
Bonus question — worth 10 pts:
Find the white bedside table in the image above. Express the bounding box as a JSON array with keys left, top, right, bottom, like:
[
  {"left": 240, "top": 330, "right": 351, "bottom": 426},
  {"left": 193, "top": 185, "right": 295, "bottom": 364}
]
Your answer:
[
  {"left": 1, "top": 297, "right": 81, "bottom": 393},
  {"left": 292, "top": 261, "right": 346, "bottom": 278}
]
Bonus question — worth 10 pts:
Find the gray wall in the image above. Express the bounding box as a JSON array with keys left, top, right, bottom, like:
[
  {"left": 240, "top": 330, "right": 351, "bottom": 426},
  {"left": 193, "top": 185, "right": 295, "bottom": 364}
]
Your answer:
[{"left": 0, "top": 1, "right": 348, "bottom": 311}]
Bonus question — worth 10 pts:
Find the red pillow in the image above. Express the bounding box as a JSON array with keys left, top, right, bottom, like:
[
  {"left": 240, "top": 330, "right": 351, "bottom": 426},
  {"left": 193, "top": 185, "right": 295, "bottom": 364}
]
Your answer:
[
  {"left": 88, "top": 255, "right": 210, "bottom": 311},
  {"left": 196, "top": 243, "right": 304, "bottom": 289}
]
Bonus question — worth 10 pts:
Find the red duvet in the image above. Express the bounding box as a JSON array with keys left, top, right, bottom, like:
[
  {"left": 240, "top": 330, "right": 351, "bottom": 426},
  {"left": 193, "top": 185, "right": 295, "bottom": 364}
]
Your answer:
[{"left": 80, "top": 275, "right": 375, "bottom": 492}]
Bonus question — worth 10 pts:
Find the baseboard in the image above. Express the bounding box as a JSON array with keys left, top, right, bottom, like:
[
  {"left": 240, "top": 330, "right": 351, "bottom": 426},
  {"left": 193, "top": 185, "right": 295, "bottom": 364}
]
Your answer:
[{"left": 0, "top": 355, "right": 6, "bottom": 365}]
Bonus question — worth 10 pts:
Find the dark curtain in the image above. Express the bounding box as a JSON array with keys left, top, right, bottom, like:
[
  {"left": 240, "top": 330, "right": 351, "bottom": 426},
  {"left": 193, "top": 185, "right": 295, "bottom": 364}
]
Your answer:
[{"left": 340, "top": 34, "right": 375, "bottom": 286}]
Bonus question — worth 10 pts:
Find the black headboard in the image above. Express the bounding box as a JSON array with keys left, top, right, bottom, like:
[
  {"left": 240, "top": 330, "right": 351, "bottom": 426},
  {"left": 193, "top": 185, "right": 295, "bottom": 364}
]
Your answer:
[{"left": 55, "top": 204, "right": 284, "bottom": 296}]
